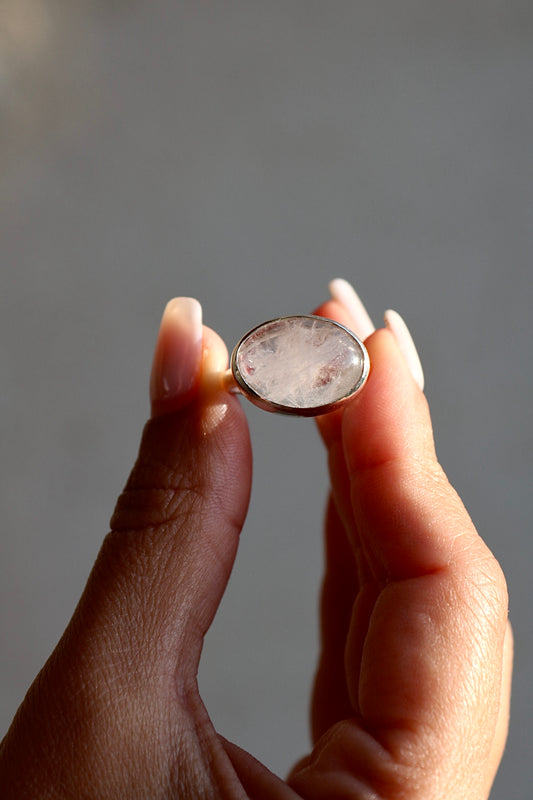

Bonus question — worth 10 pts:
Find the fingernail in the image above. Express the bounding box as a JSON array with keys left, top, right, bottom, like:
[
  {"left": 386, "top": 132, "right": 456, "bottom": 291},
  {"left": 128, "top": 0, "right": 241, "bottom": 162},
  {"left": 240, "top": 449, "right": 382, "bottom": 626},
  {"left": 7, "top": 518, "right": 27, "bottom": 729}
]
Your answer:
[
  {"left": 150, "top": 297, "right": 203, "bottom": 415},
  {"left": 384, "top": 308, "right": 425, "bottom": 391},
  {"left": 329, "top": 278, "right": 376, "bottom": 340}
]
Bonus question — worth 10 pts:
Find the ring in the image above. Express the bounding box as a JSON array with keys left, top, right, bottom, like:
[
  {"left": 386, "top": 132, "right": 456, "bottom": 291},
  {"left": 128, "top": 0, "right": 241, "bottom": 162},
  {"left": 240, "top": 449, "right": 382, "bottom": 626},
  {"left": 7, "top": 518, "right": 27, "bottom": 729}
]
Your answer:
[{"left": 226, "top": 315, "right": 369, "bottom": 416}]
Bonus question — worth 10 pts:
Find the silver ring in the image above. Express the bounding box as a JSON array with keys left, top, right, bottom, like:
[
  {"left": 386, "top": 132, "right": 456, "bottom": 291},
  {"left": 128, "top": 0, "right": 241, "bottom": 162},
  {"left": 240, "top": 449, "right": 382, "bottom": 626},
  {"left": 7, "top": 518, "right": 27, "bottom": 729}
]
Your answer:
[{"left": 227, "top": 315, "right": 369, "bottom": 416}]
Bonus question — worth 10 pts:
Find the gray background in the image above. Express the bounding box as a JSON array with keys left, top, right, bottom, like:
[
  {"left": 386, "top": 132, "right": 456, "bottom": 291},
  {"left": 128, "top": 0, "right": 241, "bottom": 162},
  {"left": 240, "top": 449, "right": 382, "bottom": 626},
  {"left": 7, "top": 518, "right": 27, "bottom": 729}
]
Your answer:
[{"left": 1, "top": 1, "right": 532, "bottom": 796}]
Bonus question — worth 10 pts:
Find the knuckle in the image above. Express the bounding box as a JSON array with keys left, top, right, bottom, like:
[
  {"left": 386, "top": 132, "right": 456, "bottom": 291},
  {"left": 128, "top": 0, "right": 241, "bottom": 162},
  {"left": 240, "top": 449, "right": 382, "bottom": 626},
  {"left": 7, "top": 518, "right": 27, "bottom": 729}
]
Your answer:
[{"left": 110, "top": 457, "right": 207, "bottom": 534}]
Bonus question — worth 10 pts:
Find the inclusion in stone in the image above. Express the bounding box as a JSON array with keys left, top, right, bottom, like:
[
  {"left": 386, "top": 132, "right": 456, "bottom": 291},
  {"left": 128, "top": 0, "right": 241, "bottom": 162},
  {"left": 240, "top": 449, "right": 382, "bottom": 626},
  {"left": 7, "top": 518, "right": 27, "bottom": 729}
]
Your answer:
[{"left": 231, "top": 315, "right": 369, "bottom": 415}]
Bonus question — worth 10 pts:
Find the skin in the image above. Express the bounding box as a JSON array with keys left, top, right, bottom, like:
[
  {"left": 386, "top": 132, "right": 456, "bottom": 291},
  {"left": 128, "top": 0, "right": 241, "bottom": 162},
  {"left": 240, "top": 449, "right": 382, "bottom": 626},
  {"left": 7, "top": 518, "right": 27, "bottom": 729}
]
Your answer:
[{"left": 0, "top": 293, "right": 512, "bottom": 799}]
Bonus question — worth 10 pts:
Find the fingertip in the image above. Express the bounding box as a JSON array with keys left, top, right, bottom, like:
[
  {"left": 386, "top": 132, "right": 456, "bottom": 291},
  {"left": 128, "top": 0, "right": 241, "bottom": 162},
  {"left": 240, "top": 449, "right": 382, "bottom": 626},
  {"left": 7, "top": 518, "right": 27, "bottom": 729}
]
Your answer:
[
  {"left": 149, "top": 300, "right": 234, "bottom": 420},
  {"left": 384, "top": 308, "right": 425, "bottom": 391},
  {"left": 342, "top": 328, "right": 434, "bottom": 474},
  {"left": 199, "top": 326, "right": 234, "bottom": 435},
  {"left": 329, "top": 278, "right": 376, "bottom": 340},
  {"left": 312, "top": 298, "right": 366, "bottom": 447},
  {"left": 201, "top": 325, "right": 229, "bottom": 383},
  {"left": 150, "top": 297, "right": 203, "bottom": 417},
  {"left": 313, "top": 298, "right": 365, "bottom": 340}
]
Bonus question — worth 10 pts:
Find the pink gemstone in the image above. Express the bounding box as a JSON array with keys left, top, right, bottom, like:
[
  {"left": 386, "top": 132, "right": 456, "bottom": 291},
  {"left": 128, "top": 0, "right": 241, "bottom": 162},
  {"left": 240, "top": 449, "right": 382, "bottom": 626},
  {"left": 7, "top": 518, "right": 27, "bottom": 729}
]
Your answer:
[{"left": 232, "top": 316, "right": 368, "bottom": 415}]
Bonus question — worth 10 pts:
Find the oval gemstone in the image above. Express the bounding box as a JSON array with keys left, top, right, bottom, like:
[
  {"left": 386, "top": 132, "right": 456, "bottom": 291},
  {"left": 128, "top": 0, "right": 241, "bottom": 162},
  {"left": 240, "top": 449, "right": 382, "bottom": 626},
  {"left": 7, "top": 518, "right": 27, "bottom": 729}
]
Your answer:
[{"left": 233, "top": 316, "right": 367, "bottom": 414}]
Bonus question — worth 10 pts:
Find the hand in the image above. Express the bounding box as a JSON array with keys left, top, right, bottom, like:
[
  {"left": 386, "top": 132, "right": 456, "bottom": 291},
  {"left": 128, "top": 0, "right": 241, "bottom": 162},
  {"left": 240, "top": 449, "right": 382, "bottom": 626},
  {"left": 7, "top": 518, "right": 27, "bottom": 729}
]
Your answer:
[{"left": 0, "top": 283, "right": 511, "bottom": 799}]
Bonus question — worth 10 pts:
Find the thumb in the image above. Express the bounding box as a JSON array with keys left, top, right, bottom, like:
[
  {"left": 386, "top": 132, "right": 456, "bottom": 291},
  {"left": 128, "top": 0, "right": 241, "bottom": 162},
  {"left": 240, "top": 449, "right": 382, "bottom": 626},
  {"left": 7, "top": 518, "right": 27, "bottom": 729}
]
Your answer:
[
  {"left": 106, "top": 297, "right": 252, "bottom": 672},
  {"left": 0, "top": 298, "right": 252, "bottom": 797}
]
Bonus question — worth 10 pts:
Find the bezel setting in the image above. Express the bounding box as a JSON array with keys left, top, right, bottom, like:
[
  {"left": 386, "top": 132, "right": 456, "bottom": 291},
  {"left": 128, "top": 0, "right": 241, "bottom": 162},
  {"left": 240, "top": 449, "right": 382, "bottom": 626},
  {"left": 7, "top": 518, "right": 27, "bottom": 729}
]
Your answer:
[{"left": 230, "top": 315, "right": 370, "bottom": 416}]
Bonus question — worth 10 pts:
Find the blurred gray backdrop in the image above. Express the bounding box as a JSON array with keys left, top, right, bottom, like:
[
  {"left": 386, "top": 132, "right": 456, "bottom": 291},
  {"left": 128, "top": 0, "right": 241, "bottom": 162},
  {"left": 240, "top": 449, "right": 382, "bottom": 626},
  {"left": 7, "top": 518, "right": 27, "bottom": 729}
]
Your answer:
[{"left": 1, "top": 1, "right": 532, "bottom": 796}]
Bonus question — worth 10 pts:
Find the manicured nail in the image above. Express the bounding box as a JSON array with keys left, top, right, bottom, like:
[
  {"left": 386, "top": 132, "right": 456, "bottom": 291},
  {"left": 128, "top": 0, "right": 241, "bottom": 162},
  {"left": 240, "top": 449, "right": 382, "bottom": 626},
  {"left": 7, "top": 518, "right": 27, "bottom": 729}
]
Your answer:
[
  {"left": 329, "top": 278, "right": 376, "bottom": 340},
  {"left": 150, "top": 297, "right": 203, "bottom": 415},
  {"left": 384, "top": 308, "right": 425, "bottom": 391}
]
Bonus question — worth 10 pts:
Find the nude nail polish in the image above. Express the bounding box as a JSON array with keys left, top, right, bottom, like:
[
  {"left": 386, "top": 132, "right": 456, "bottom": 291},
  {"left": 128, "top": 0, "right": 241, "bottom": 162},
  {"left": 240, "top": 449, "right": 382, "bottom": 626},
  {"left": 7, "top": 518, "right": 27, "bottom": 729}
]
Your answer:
[
  {"left": 384, "top": 308, "right": 425, "bottom": 391},
  {"left": 329, "top": 278, "right": 376, "bottom": 340},
  {"left": 150, "top": 297, "right": 203, "bottom": 413}
]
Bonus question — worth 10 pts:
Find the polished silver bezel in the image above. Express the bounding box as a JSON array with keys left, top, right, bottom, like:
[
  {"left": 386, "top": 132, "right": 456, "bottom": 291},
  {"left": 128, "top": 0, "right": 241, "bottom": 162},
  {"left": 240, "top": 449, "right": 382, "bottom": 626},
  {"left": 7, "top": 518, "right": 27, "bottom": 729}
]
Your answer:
[{"left": 230, "top": 315, "right": 370, "bottom": 416}]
